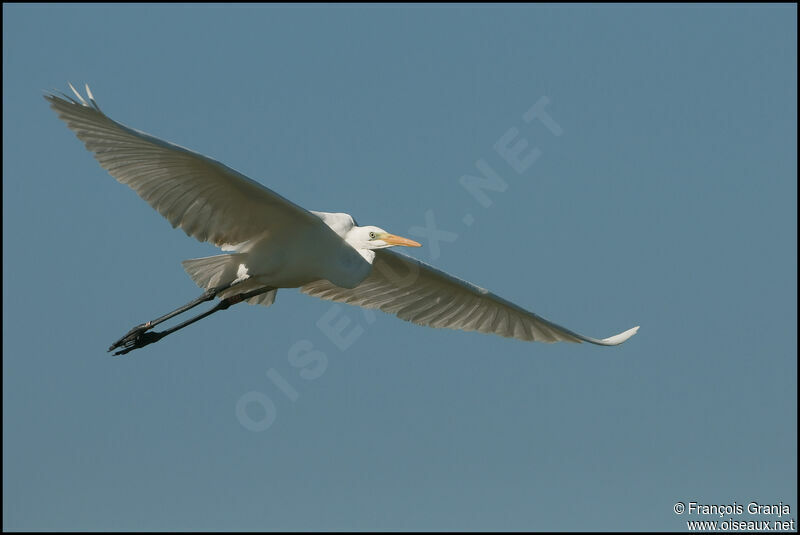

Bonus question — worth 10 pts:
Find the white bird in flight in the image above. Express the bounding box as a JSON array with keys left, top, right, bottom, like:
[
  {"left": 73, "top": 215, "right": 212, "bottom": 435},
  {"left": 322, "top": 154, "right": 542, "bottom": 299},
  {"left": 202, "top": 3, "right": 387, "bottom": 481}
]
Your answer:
[{"left": 46, "top": 83, "right": 639, "bottom": 355}]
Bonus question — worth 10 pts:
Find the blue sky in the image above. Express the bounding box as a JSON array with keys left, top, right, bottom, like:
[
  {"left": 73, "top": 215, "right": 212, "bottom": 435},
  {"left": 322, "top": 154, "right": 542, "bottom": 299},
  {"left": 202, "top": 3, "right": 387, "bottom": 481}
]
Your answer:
[{"left": 3, "top": 4, "right": 796, "bottom": 531}]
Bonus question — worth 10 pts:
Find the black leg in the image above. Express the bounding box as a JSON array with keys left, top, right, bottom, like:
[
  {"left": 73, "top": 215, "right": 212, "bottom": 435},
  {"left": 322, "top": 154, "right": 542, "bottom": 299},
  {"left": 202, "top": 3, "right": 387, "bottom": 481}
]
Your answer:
[
  {"left": 108, "top": 280, "right": 242, "bottom": 353},
  {"left": 111, "top": 286, "right": 275, "bottom": 356}
]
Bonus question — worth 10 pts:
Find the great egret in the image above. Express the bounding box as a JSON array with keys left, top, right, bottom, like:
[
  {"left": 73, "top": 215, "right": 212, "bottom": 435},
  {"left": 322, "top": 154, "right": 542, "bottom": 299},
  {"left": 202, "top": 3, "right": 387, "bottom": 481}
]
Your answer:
[{"left": 46, "top": 84, "right": 639, "bottom": 355}]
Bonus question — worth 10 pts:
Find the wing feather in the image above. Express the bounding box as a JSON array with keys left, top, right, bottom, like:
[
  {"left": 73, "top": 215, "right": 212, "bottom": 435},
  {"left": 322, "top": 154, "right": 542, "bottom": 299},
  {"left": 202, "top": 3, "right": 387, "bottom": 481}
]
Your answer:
[
  {"left": 301, "top": 250, "right": 639, "bottom": 346},
  {"left": 45, "top": 84, "right": 321, "bottom": 247}
]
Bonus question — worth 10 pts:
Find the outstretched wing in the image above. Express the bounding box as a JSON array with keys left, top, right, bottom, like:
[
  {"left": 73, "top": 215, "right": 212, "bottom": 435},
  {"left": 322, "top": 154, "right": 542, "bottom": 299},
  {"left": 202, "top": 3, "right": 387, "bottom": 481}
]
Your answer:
[
  {"left": 301, "top": 249, "right": 639, "bottom": 345},
  {"left": 45, "top": 83, "right": 322, "bottom": 247}
]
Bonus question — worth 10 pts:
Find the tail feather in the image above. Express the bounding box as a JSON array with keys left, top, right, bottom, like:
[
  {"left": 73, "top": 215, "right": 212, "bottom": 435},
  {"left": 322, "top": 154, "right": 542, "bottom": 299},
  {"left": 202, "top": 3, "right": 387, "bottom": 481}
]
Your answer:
[
  {"left": 182, "top": 254, "right": 246, "bottom": 289},
  {"left": 182, "top": 254, "right": 277, "bottom": 307},
  {"left": 244, "top": 287, "right": 277, "bottom": 306}
]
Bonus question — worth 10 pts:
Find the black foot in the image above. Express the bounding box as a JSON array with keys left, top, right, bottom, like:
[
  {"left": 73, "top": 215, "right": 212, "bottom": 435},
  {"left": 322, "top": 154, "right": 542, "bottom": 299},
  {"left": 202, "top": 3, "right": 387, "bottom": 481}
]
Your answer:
[
  {"left": 108, "top": 323, "right": 152, "bottom": 353},
  {"left": 111, "top": 330, "right": 166, "bottom": 356}
]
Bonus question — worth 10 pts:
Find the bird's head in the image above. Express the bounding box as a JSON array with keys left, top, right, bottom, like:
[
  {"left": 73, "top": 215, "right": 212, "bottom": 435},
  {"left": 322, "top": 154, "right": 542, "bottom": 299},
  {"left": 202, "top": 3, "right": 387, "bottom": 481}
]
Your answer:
[{"left": 347, "top": 226, "right": 422, "bottom": 250}]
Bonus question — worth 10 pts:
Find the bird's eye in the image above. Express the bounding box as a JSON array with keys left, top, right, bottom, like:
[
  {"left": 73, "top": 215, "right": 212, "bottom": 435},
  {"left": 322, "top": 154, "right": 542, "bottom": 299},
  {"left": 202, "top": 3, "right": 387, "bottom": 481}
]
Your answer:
[{"left": 369, "top": 232, "right": 376, "bottom": 239}]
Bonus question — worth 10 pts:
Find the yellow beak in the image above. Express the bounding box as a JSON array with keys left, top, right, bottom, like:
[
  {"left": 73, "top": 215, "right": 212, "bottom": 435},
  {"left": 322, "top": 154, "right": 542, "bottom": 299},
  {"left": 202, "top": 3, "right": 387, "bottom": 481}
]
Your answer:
[{"left": 382, "top": 234, "right": 422, "bottom": 247}]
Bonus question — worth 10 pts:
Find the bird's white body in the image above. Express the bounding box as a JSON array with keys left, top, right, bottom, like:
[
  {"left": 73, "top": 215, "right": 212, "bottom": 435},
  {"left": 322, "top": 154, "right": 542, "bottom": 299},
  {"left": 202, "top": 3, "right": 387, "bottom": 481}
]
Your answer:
[
  {"left": 47, "top": 84, "right": 639, "bottom": 347},
  {"left": 216, "top": 212, "right": 372, "bottom": 289}
]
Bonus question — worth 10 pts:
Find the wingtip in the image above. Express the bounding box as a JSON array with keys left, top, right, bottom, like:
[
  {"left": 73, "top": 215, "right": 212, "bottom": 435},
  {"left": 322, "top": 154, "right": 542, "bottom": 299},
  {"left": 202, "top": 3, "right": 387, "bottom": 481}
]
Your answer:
[
  {"left": 601, "top": 325, "right": 640, "bottom": 345},
  {"left": 67, "top": 81, "right": 87, "bottom": 106},
  {"left": 44, "top": 82, "right": 100, "bottom": 111}
]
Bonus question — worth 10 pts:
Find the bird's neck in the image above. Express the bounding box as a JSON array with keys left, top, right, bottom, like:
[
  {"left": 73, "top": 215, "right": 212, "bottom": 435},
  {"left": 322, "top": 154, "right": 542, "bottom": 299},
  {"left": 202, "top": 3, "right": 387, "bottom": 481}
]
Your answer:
[{"left": 357, "top": 248, "right": 376, "bottom": 264}]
